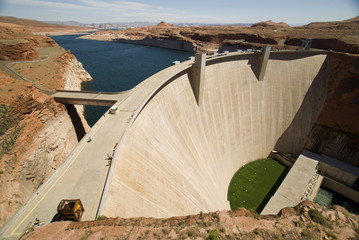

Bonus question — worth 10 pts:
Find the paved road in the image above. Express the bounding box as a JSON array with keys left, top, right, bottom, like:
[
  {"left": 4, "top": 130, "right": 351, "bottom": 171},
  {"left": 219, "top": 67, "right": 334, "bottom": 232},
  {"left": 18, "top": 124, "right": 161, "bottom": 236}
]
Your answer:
[
  {"left": 0, "top": 46, "right": 65, "bottom": 86},
  {"left": 0, "top": 105, "right": 134, "bottom": 239}
]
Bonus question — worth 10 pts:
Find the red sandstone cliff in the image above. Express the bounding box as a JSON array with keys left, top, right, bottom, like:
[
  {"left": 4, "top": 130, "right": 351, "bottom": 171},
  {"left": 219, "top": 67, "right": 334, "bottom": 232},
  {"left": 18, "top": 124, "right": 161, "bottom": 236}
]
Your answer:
[
  {"left": 0, "top": 16, "right": 95, "bottom": 36},
  {"left": 0, "top": 26, "right": 57, "bottom": 61},
  {"left": 0, "top": 24, "right": 92, "bottom": 227},
  {"left": 251, "top": 20, "right": 290, "bottom": 28},
  {"left": 81, "top": 17, "right": 359, "bottom": 53},
  {"left": 304, "top": 52, "right": 359, "bottom": 167}
]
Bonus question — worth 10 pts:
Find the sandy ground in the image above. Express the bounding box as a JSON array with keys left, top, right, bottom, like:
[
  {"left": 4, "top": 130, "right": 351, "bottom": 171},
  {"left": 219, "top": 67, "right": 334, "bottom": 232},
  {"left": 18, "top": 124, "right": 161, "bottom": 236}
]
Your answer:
[{"left": 0, "top": 46, "right": 67, "bottom": 90}]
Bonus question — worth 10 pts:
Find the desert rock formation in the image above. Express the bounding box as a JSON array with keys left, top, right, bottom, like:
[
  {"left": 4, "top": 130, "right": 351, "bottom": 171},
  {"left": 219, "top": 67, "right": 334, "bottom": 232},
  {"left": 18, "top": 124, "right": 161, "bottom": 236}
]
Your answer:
[
  {"left": 0, "top": 16, "right": 95, "bottom": 36},
  {"left": 251, "top": 20, "right": 290, "bottom": 28},
  {"left": 304, "top": 52, "right": 359, "bottom": 166},
  {"left": 0, "top": 26, "right": 57, "bottom": 61},
  {"left": 0, "top": 23, "right": 92, "bottom": 227},
  {"left": 20, "top": 201, "right": 359, "bottom": 240},
  {"left": 81, "top": 16, "right": 359, "bottom": 53},
  {"left": 155, "top": 21, "right": 176, "bottom": 29}
]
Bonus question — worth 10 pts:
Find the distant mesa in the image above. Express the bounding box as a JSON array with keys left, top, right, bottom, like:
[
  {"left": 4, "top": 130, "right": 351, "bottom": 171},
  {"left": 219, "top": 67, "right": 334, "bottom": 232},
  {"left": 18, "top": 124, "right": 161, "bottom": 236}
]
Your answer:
[
  {"left": 251, "top": 20, "right": 290, "bottom": 28},
  {"left": 155, "top": 21, "right": 176, "bottom": 28},
  {"left": 342, "top": 15, "right": 359, "bottom": 23}
]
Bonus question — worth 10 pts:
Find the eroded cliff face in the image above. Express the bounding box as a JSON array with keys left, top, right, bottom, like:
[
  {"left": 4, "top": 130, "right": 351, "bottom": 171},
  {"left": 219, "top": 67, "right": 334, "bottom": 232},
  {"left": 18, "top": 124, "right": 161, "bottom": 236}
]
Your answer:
[
  {"left": 59, "top": 51, "right": 92, "bottom": 134},
  {"left": 0, "top": 28, "right": 92, "bottom": 226},
  {"left": 60, "top": 51, "right": 92, "bottom": 90},
  {"left": 305, "top": 52, "right": 359, "bottom": 166},
  {"left": 81, "top": 17, "right": 359, "bottom": 53},
  {"left": 0, "top": 26, "right": 57, "bottom": 61},
  {"left": 0, "top": 80, "right": 79, "bottom": 226}
]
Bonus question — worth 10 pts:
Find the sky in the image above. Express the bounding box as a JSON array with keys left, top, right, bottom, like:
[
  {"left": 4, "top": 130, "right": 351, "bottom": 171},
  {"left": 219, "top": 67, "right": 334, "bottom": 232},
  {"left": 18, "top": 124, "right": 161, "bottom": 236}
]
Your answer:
[{"left": 0, "top": 0, "right": 358, "bottom": 25}]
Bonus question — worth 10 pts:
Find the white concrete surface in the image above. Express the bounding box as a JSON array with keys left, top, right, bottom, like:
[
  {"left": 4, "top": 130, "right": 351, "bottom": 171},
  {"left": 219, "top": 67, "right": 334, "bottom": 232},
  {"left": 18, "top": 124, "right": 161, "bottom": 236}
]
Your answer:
[
  {"left": 261, "top": 155, "right": 319, "bottom": 215},
  {"left": 102, "top": 51, "right": 329, "bottom": 218}
]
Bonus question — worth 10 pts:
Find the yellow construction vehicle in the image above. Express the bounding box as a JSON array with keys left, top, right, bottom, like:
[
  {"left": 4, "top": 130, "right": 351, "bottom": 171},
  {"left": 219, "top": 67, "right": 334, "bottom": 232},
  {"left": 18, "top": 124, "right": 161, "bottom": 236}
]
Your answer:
[{"left": 57, "top": 199, "right": 85, "bottom": 221}]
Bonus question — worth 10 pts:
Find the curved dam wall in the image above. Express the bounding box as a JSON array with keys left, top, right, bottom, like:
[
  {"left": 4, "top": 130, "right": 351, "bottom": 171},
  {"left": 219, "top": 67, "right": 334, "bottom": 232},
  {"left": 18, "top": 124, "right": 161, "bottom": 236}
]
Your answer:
[{"left": 101, "top": 51, "right": 329, "bottom": 218}]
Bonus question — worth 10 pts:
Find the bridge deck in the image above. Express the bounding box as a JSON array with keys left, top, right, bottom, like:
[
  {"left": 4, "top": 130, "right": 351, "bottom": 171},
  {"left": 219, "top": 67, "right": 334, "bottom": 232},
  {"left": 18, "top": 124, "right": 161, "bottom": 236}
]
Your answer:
[{"left": 51, "top": 90, "right": 131, "bottom": 106}]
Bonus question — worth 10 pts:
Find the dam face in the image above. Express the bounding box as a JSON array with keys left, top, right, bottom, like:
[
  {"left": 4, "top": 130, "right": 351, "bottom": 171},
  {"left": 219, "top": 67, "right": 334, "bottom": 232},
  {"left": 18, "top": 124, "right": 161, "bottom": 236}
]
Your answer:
[{"left": 101, "top": 51, "right": 329, "bottom": 218}]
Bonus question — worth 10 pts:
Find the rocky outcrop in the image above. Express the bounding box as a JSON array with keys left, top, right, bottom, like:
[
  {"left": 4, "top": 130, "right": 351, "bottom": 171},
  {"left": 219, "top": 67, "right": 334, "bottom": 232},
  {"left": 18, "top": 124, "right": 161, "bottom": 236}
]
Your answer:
[
  {"left": 0, "top": 79, "right": 79, "bottom": 226},
  {"left": 0, "top": 16, "right": 95, "bottom": 36},
  {"left": 58, "top": 51, "right": 92, "bottom": 133},
  {"left": 81, "top": 17, "right": 359, "bottom": 53},
  {"left": 0, "top": 26, "right": 57, "bottom": 61},
  {"left": 20, "top": 200, "right": 359, "bottom": 240},
  {"left": 60, "top": 52, "right": 92, "bottom": 90},
  {"left": 0, "top": 25, "right": 92, "bottom": 227},
  {"left": 155, "top": 21, "right": 176, "bottom": 28},
  {"left": 251, "top": 20, "right": 290, "bottom": 28},
  {"left": 114, "top": 37, "right": 197, "bottom": 52},
  {"left": 306, "top": 124, "right": 359, "bottom": 167},
  {"left": 284, "top": 38, "right": 359, "bottom": 54},
  {"left": 305, "top": 52, "right": 359, "bottom": 167}
]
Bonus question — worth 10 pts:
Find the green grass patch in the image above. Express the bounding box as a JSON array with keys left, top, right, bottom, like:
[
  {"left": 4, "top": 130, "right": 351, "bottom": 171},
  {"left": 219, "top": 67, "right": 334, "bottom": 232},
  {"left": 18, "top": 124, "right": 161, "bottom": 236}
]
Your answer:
[{"left": 227, "top": 158, "right": 289, "bottom": 213}]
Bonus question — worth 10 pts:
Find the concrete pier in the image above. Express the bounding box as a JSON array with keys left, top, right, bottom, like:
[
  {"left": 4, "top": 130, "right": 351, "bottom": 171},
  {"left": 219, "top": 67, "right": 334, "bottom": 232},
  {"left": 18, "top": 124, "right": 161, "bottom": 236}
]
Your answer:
[{"left": 261, "top": 154, "right": 322, "bottom": 215}]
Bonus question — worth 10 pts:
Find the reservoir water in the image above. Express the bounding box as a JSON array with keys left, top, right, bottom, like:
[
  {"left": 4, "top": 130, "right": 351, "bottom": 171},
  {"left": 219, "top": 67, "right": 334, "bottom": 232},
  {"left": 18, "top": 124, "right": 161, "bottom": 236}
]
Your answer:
[
  {"left": 314, "top": 186, "right": 359, "bottom": 214},
  {"left": 51, "top": 34, "right": 192, "bottom": 126}
]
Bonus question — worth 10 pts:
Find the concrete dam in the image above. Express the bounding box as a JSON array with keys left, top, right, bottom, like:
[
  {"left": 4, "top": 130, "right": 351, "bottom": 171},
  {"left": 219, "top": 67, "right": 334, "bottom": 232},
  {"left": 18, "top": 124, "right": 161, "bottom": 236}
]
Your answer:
[
  {"left": 0, "top": 50, "right": 331, "bottom": 239},
  {"left": 100, "top": 50, "right": 329, "bottom": 218}
]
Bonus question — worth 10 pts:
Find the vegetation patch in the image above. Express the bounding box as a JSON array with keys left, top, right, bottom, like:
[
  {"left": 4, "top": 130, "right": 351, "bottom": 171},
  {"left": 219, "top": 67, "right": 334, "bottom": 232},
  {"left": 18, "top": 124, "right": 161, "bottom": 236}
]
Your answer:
[
  {"left": 0, "top": 104, "right": 25, "bottom": 160},
  {"left": 308, "top": 209, "right": 330, "bottom": 227},
  {"left": 227, "top": 158, "right": 289, "bottom": 213},
  {"left": 0, "top": 125, "right": 24, "bottom": 160},
  {"left": 301, "top": 228, "right": 312, "bottom": 239},
  {"left": 206, "top": 229, "right": 219, "bottom": 240},
  {"left": 0, "top": 104, "right": 12, "bottom": 135},
  {"left": 95, "top": 215, "right": 107, "bottom": 221}
]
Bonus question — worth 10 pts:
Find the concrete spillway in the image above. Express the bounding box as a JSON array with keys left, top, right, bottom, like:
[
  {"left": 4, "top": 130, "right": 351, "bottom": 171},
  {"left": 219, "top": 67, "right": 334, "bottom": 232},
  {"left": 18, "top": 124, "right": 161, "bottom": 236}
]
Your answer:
[{"left": 100, "top": 51, "right": 329, "bottom": 218}]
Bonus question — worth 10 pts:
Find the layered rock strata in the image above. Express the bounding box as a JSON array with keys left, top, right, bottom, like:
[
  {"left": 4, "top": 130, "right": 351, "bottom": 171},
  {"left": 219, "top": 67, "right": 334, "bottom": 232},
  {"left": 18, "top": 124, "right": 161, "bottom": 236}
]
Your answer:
[
  {"left": 0, "top": 27, "right": 92, "bottom": 227},
  {"left": 81, "top": 17, "right": 359, "bottom": 53}
]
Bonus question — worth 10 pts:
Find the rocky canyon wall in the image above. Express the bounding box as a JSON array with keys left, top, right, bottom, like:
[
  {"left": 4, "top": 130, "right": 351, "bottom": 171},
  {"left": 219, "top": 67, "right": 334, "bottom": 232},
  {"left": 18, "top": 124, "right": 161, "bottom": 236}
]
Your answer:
[
  {"left": 0, "top": 40, "right": 92, "bottom": 227},
  {"left": 305, "top": 52, "right": 359, "bottom": 167},
  {"left": 114, "top": 38, "right": 197, "bottom": 52}
]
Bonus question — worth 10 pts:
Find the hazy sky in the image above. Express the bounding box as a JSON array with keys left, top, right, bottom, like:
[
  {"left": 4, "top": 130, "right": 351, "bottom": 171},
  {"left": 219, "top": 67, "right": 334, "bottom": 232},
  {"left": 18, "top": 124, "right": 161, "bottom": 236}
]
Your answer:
[{"left": 0, "top": 0, "right": 358, "bottom": 25}]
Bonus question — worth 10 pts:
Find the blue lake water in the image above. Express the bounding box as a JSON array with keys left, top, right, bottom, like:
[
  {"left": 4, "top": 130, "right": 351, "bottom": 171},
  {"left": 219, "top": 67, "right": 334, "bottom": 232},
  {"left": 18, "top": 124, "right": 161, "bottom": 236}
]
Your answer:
[{"left": 51, "top": 34, "right": 192, "bottom": 126}]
